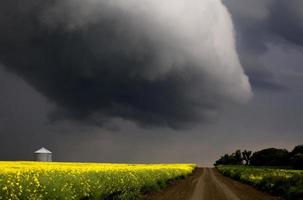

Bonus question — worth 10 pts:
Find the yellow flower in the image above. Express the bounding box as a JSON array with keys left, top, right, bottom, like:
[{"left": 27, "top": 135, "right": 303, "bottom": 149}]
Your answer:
[{"left": 0, "top": 161, "right": 196, "bottom": 199}]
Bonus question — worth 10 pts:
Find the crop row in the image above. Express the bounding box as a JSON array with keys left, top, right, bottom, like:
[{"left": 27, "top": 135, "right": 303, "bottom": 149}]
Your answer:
[
  {"left": 0, "top": 162, "right": 196, "bottom": 200},
  {"left": 217, "top": 165, "right": 303, "bottom": 200}
]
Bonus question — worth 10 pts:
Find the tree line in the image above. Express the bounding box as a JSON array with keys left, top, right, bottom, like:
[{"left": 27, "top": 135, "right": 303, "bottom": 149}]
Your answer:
[{"left": 214, "top": 145, "right": 303, "bottom": 169}]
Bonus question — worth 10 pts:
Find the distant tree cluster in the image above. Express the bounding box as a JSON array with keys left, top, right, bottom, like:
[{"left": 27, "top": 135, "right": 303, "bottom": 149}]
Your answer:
[
  {"left": 214, "top": 145, "right": 303, "bottom": 169},
  {"left": 214, "top": 150, "right": 251, "bottom": 166}
]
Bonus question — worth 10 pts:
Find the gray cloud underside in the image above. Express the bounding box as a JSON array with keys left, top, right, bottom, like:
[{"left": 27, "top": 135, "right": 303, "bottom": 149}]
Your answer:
[{"left": 1, "top": 65, "right": 302, "bottom": 165}]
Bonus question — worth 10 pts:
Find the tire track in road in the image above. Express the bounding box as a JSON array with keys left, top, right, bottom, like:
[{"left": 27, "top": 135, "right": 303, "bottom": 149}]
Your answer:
[
  {"left": 190, "top": 168, "right": 241, "bottom": 200},
  {"left": 203, "top": 168, "right": 241, "bottom": 200},
  {"left": 189, "top": 168, "right": 206, "bottom": 200}
]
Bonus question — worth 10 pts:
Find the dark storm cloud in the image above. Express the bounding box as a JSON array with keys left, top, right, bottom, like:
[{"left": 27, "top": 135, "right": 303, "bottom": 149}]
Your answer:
[
  {"left": 223, "top": 0, "right": 303, "bottom": 91},
  {"left": 239, "top": 56, "right": 287, "bottom": 91},
  {"left": 1, "top": 65, "right": 302, "bottom": 166},
  {"left": 246, "top": 68, "right": 286, "bottom": 91},
  {"left": 269, "top": 0, "right": 303, "bottom": 47},
  {"left": 0, "top": 0, "right": 251, "bottom": 128},
  {"left": 224, "top": 0, "right": 303, "bottom": 50},
  {"left": 1, "top": 0, "right": 303, "bottom": 166}
]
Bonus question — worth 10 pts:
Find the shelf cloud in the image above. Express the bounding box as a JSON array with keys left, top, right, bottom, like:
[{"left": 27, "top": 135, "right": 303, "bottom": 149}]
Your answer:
[{"left": 0, "top": 0, "right": 251, "bottom": 128}]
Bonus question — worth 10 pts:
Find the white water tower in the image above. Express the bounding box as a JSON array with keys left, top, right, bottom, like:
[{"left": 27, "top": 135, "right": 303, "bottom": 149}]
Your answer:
[{"left": 34, "top": 147, "right": 52, "bottom": 162}]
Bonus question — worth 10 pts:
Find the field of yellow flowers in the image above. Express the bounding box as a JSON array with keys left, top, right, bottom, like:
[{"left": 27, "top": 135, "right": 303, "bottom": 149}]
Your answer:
[{"left": 0, "top": 162, "right": 195, "bottom": 200}]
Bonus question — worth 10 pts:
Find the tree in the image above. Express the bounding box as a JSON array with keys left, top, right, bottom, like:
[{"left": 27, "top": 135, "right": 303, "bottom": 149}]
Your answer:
[
  {"left": 214, "top": 154, "right": 231, "bottom": 166},
  {"left": 290, "top": 153, "right": 303, "bottom": 169},
  {"left": 214, "top": 145, "right": 303, "bottom": 168},
  {"left": 233, "top": 150, "right": 243, "bottom": 165},
  {"left": 214, "top": 150, "right": 243, "bottom": 166},
  {"left": 242, "top": 150, "right": 252, "bottom": 165},
  {"left": 250, "top": 148, "right": 289, "bottom": 166},
  {"left": 290, "top": 145, "right": 303, "bottom": 156},
  {"left": 290, "top": 145, "right": 303, "bottom": 169}
]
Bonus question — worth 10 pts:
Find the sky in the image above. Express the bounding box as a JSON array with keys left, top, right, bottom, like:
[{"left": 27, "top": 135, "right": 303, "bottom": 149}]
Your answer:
[{"left": 0, "top": 0, "right": 302, "bottom": 166}]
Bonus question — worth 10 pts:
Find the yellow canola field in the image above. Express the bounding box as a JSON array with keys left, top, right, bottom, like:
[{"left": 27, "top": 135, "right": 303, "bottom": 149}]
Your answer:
[{"left": 0, "top": 162, "right": 196, "bottom": 200}]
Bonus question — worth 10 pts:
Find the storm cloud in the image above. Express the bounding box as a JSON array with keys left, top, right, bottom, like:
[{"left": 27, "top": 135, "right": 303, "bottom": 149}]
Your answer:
[
  {"left": 0, "top": 0, "right": 251, "bottom": 128},
  {"left": 223, "top": 0, "right": 303, "bottom": 91},
  {"left": 0, "top": 0, "right": 303, "bottom": 166},
  {"left": 224, "top": 0, "right": 303, "bottom": 50}
]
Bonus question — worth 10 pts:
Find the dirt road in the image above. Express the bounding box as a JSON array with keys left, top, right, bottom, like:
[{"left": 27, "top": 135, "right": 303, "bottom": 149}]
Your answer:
[{"left": 143, "top": 168, "right": 281, "bottom": 200}]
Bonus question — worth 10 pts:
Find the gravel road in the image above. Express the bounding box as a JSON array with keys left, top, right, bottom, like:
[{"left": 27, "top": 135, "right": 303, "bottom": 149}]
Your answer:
[{"left": 143, "top": 168, "right": 281, "bottom": 200}]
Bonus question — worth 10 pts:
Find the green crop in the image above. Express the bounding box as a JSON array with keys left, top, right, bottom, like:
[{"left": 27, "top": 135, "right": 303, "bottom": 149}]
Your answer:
[{"left": 217, "top": 165, "right": 303, "bottom": 200}]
